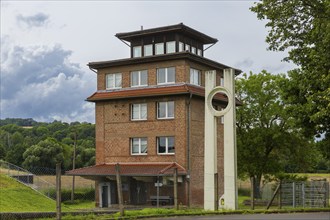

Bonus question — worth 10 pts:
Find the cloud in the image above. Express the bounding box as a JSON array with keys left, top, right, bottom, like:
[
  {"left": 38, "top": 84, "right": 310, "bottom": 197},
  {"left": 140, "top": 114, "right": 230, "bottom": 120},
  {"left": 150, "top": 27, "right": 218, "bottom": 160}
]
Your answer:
[
  {"left": 0, "top": 44, "right": 95, "bottom": 123},
  {"left": 16, "top": 13, "right": 49, "bottom": 28}
]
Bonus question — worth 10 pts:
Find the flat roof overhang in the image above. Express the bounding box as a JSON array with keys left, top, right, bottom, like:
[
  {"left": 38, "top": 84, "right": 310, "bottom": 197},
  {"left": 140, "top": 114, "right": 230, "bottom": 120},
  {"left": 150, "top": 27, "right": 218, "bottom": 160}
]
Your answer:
[
  {"left": 115, "top": 23, "right": 218, "bottom": 45},
  {"left": 88, "top": 52, "right": 242, "bottom": 76}
]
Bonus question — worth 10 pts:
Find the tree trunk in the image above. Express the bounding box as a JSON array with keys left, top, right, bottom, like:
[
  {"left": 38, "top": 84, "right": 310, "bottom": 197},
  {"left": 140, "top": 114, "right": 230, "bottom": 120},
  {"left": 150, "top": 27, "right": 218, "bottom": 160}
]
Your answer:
[{"left": 251, "top": 175, "right": 262, "bottom": 199}]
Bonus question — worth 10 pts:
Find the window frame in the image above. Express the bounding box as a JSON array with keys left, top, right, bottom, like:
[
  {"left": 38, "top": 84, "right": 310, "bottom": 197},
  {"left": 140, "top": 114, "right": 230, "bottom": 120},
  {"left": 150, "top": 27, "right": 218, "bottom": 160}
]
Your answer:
[
  {"left": 190, "top": 68, "right": 201, "bottom": 86},
  {"left": 131, "top": 103, "right": 147, "bottom": 121},
  {"left": 166, "top": 41, "right": 176, "bottom": 54},
  {"left": 157, "top": 101, "right": 174, "bottom": 119},
  {"left": 155, "top": 43, "right": 164, "bottom": 55},
  {"left": 131, "top": 70, "right": 148, "bottom": 87},
  {"left": 144, "top": 44, "right": 153, "bottom": 56},
  {"left": 133, "top": 46, "right": 142, "bottom": 58},
  {"left": 157, "top": 136, "right": 175, "bottom": 155},
  {"left": 157, "top": 67, "right": 175, "bottom": 85},
  {"left": 106, "top": 73, "right": 122, "bottom": 89},
  {"left": 131, "top": 137, "right": 148, "bottom": 155}
]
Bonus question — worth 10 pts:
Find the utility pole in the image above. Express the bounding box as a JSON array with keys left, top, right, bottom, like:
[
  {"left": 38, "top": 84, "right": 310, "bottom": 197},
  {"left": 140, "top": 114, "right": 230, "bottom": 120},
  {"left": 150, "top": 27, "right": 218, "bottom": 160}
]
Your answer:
[
  {"left": 71, "top": 132, "right": 77, "bottom": 201},
  {"left": 56, "top": 163, "right": 61, "bottom": 220}
]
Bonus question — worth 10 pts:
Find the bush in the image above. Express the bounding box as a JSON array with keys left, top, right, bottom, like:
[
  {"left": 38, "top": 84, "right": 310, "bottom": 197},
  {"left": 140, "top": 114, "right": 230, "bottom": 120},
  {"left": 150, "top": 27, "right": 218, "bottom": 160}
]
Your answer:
[
  {"left": 45, "top": 187, "right": 95, "bottom": 201},
  {"left": 238, "top": 187, "right": 250, "bottom": 196}
]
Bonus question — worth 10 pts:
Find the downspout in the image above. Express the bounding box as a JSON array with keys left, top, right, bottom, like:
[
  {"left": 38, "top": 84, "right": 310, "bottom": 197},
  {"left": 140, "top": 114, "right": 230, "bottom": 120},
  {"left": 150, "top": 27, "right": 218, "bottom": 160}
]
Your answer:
[{"left": 186, "top": 92, "right": 193, "bottom": 207}]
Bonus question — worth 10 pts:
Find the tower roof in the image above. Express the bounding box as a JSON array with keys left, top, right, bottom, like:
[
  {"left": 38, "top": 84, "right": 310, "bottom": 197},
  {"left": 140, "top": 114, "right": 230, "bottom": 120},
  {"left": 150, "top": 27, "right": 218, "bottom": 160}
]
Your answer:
[{"left": 115, "top": 23, "right": 218, "bottom": 45}]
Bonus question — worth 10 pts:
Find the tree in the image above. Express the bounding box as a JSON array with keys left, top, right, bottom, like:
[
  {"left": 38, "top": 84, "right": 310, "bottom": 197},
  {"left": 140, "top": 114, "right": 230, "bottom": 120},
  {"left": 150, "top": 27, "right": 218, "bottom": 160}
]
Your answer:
[
  {"left": 236, "top": 71, "right": 318, "bottom": 198},
  {"left": 250, "top": 0, "right": 330, "bottom": 136},
  {"left": 22, "top": 137, "right": 64, "bottom": 170}
]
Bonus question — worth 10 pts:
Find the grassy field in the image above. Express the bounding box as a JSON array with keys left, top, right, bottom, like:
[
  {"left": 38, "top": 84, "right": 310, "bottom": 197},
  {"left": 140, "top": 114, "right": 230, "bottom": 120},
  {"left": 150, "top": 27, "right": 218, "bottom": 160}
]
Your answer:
[{"left": 0, "top": 174, "right": 63, "bottom": 212}]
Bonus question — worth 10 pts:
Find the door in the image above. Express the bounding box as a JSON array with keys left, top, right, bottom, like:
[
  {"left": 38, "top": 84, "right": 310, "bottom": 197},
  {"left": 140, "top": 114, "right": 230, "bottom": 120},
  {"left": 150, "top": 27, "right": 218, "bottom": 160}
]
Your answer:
[{"left": 102, "top": 185, "right": 109, "bottom": 207}]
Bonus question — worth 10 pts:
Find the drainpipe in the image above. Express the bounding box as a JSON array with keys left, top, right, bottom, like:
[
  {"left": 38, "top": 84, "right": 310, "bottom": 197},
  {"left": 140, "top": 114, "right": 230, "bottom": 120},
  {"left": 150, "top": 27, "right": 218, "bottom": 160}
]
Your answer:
[{"left": 186, "top": 92, "right": 193, "bottom": 207}]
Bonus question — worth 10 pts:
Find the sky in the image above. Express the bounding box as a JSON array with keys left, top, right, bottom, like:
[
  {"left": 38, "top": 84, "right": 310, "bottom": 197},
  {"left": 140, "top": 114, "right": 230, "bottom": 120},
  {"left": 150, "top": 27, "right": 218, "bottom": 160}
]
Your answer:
[{"left": 0, "top": 0, "right": 297, "bottom": 123}]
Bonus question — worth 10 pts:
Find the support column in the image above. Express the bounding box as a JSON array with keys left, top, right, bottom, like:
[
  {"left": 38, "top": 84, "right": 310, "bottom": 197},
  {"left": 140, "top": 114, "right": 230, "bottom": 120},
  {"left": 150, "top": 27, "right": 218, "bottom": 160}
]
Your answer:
[
  {"left": 223, "top": 68, "right": 238, "bottom": 210},
  {"left": 204, "top": 70, "right": 217, "bottom": 210}
]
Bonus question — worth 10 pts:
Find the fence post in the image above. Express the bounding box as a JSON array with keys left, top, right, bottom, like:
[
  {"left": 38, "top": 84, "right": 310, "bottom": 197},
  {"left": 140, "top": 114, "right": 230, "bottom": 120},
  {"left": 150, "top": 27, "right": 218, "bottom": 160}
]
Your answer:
[
  {"left": 56, "top": 163, "right": 61, "bottom": 220},
  {"left": 250, "top": 176, "right": 255, "bottom": 210},
  {"left": 292, "top": 182, "right": 296, "bottom": 208},
  {"left": 278, "top": 180, "right": 282, "bottom": 209}
]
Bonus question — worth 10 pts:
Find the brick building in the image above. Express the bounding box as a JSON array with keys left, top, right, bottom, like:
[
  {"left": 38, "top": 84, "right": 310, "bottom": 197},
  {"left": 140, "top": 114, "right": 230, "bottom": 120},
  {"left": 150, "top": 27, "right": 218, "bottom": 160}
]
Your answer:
[{"left": 67, "top": 23, "right": 241, "bottom": 208}]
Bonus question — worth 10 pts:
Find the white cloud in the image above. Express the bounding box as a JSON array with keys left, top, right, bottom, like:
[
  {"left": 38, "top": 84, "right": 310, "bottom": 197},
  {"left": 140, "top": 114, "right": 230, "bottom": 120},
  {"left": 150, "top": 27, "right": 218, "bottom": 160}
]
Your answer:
[
  {"left": 16, "top": 13, "right": 50, "bottom": 29},
  {"left": 0, "top": 44, "right": 95, "bottom": 123}
]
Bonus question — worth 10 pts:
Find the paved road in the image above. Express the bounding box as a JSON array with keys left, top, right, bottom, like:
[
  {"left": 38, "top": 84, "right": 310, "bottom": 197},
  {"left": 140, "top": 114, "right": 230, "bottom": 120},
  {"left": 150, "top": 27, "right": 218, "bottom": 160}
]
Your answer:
[{"left": 144, "top": 212, "right": 330, "bottom": 220}]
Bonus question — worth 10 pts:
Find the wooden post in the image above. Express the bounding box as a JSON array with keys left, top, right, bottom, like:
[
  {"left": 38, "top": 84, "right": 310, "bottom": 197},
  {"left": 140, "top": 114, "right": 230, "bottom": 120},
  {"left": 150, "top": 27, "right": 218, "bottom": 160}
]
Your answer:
[
  {"left": 115, "top": 163, "right": 124, "bottom": 216},
  {"left": 266, "top": 182, "right": 281, "bottom": 209},
  {"left": 278, "top": 180, "right": 282, "bottom": 209},
  {"left": 71, "top": 132, "right": 76, "bottom": 202},
  {"left": 56, "top": 163, "right": 61, "bottom": 220},
  {"left": 250, "top": 176, "right": 255, "bottom": 210},
  {"left": 173, "top": 168, "right": 178, "bottom": 210}
]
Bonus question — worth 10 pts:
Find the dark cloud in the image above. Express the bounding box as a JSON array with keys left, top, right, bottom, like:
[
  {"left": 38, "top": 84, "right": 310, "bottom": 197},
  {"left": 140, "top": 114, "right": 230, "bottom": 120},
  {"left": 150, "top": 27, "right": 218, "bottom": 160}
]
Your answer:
[
  {"left": 16, "top": 13, "right": 49, "bottom": 28},
  {"left": 1, "top": 44, "right": 95, "bottom": 122}
]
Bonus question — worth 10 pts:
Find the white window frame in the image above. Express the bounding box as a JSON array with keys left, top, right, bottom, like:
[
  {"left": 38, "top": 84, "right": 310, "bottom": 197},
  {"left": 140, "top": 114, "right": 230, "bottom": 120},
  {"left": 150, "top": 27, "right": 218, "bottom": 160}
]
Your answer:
[
  {"left": 166, "top": 41, "right": 176, "bottom": 53},
  {"left": 133, "top": 46, "right": 142, "bottom": 57},
  {"left": 131, "top": 137, "right": 147, "bottom": 155},
  {"left": 157, "top": 101, "right": 174, "bottom": 119},
  {"left": 131, "top": 70, "right": 148, "bottom": 87},
  {"left": 131, "top": 103, "right": 147, "bottom": 121},
  {"left": 179, "top": 42, "right": 184, "bottom": 52},
  {"left": 155, "top": 43, "right": 164, "bottom": 55},
  {"left": 144, "top": 44, "right": 153, "bottom": 56},
  {"left": 157, "top": 67, "right": 175, "bottom": 85},
  {"left": 157, "top": 136, "right": 175, "bottom": 155},
  {"left": 190, "top": 68, "right": 201, "bottom": 86},
  {"left": 106, "top": 73, "right": 122, "bottom": 89}
]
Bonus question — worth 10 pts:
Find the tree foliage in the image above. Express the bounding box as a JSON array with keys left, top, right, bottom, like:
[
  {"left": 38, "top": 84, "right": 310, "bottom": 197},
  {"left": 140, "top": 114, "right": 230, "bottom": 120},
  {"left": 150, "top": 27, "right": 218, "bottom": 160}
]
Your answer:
[
  {"left": 251, "top": 0, "right": 330, "bottom": 136},
  {"left": 236, "top": 71, "right": 320, "bottom": 196},
  {"left": 0, "top": 119, "right": 95, "bottom": 171}
]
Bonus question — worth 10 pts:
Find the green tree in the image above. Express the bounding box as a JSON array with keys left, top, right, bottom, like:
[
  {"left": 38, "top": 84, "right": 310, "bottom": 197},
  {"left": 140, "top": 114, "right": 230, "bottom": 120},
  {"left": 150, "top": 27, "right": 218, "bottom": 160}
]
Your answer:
[
  {"left": 250, "top": 0, "right": 330, "bottom": 136},
  {"left": 22, "top": 137, "right": 64, "bottom": 170},
  {"left": 236, "top": 71, "right": 318, "bottom": 197}
]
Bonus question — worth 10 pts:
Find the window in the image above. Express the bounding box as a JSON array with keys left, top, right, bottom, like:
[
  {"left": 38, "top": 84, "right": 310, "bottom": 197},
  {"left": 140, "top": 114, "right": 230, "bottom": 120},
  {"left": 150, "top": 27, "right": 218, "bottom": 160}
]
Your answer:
[
  {"left": 179, "top": 42, "right": 184, "bottom": 52},
  {"left": 133, "top": 46, "right": 142, "bottom": 57},
  {"left": 190, "top": 68, "right": 201, "bottom": 85},
  {"left": 157, "top": 136, "right": 175, "bottom": 154},
  {"left": 131, "top": 137, "right": 147, "bottom": 155},
  {"left": 185, "top": 44, "right": 190, "bottom": 52},
  {"left": 220, "top": 77, "right": 224, "bottom": 86},
  {"left": 166, "top": 41, "right": 176, "bottom": 53},
  {"left": 106, "top": 73, "right": 122, "bottom": 89},
  {"left": 197, "top": 49, "right": 202, "bottom": 56},
  {"left": 131, "top": 103, "right": 147, "bottom": 120},
  {"left": 191, "top": 47, "right": 196, "bottom": 54},
  {"left": 157, "top": 101, "right": 174, "bottom": 119},
  {"left": 131, "top": 70, "right": 148, "bottom": 87},
  {"left": 155, "top": 43, "right": 164, "bottom": 55},
  {"left": 144, "top": 44, "right": 153, "bottom": 56},
  {"left": 157, "top": 67, "right": 175, "bottom": 84}
]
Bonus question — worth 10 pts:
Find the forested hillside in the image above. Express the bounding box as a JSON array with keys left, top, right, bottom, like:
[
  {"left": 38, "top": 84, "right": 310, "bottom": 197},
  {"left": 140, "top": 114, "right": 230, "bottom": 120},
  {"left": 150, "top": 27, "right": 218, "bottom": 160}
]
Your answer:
[{"left": 0, "top": 118, "right": 95, "bottom": 172}]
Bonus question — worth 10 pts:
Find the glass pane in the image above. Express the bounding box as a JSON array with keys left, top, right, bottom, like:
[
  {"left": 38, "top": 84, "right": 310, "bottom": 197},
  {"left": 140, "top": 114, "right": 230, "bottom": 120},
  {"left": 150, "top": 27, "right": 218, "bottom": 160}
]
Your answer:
[
  {"left": 132, "top": 104, "right": 139, "bottom": 119},
  {"left": 185, "top": 44, "right": 190, "bottom": 52},
  {"left": 141, "top": 104, "right": 147, "bottom": 119},
  {"left": 179, "top": 42, "right": 184, "bottom": 52},
  {"left": 132, "top": 138, "right": 139, "bottom": 153},
  {"left": 131, "top": 71, "right": 139, "bottom": 86},
  {"left": 107, "top": 74, "right": 113, "bottom": 88},
  {"left": 192, "top": 47, "right": 196, "bottom": 54},
  {"left": 141, "top": 138, "right": 147, "bottom": 153},
  {"left": 157, "top": 68, "right": 166, "bottom": 84},
  {"left": 167, "top": 67, "right": 175, "bottom": 83},
  {"left": 167, "top": 101, "right": 174, "bottom": 118},
  {"left": 197, "top": 49, "right": 202, "bottom": 56},
  {"left": 144, "top": 44, "right": 152, "bottom": 56},
  {"left": 141, "top": 70, "right": 148, "bottom": 85},
  {"left": 166, "top": 41, "right": 175, "bottom": 53},
  {"left": 168, "top": 137, "right": 175, "bottom": 153},
  {"left": 158, "top": 137, "right": 166, "bottom": 153},
  {"left": 115, "top": 73, "right": 122, "bottom": 88},
  {"left": 133, "top": 46, "right": 141, "bottom": 57},
  {"left": 155, "top": 43, "right": 164, "bottom": 55},
  {"left": 158, "top": 102, "right": 166, "bottom": 118}
]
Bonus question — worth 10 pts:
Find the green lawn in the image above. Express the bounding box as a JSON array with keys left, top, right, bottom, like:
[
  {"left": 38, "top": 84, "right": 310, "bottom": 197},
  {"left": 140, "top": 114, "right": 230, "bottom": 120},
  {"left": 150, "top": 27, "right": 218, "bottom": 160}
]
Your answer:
[{"left": 0, "top": 174, "right": 70, "bottom": 212}]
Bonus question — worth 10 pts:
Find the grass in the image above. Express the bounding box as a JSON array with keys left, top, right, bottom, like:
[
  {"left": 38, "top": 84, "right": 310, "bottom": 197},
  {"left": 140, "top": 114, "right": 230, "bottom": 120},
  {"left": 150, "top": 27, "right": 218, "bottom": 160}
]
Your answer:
[{"left": 0, "top": 174, "right": 62, "bottom": 212}]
